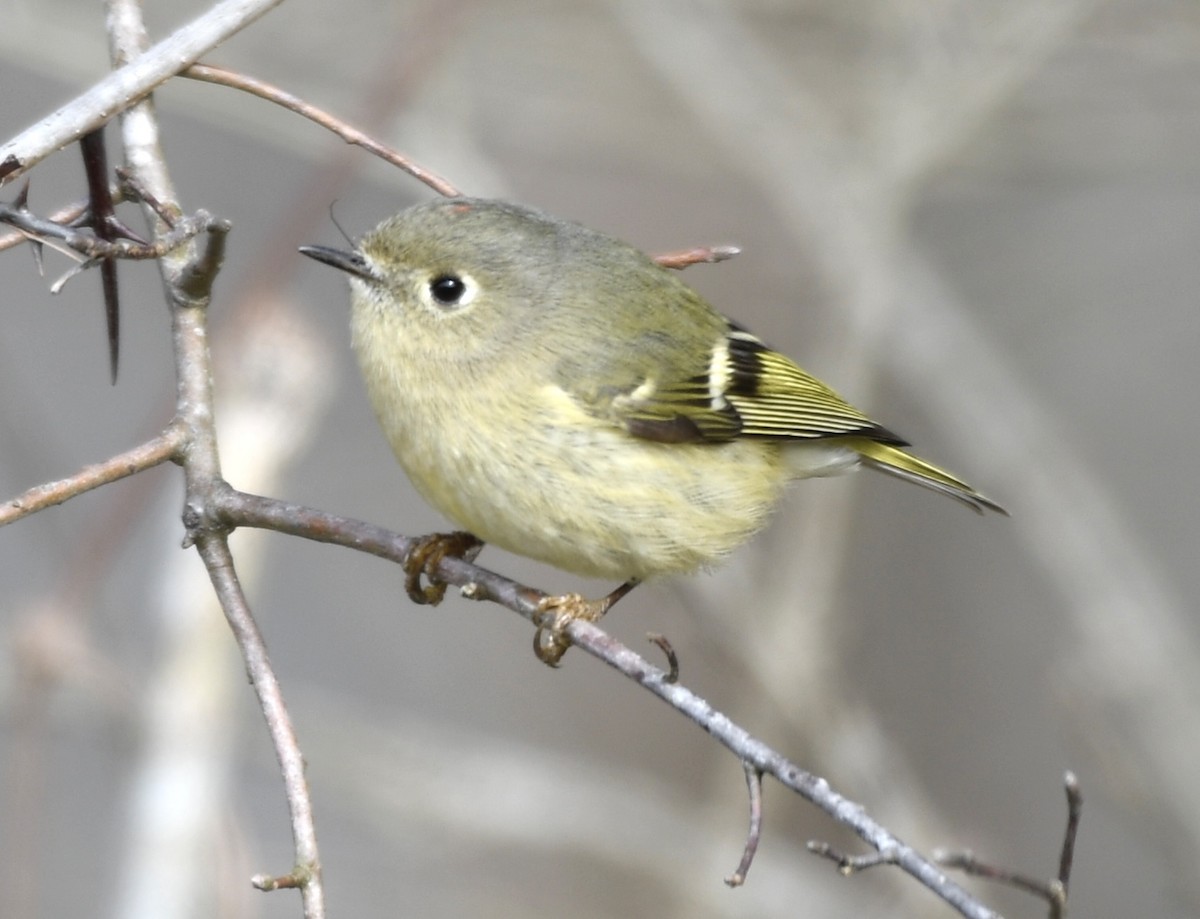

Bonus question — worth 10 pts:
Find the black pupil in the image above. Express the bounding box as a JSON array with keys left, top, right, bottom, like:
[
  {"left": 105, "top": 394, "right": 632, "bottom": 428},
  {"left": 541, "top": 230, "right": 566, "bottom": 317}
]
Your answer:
[{"left": 430, "top": 275, "right": 466, "bottom": 305}]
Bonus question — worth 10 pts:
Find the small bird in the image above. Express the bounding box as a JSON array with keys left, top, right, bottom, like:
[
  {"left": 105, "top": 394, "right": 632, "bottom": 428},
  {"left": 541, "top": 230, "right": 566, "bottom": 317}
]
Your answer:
[{"left": 301, "top": 197, "right": 1004, "bottom": 663}]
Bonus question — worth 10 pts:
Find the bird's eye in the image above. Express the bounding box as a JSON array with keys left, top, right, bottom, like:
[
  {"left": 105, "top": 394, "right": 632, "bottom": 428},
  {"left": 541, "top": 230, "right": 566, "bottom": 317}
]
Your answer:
[{"left": 429, "top": 274, "right": 470, "bottom": 307}]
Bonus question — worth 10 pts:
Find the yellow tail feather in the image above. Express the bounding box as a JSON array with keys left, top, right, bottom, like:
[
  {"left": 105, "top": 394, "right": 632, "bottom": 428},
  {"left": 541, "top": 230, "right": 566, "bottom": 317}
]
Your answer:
[{"left": 849, "top": 439, "right": 1007, "bottom": 516}]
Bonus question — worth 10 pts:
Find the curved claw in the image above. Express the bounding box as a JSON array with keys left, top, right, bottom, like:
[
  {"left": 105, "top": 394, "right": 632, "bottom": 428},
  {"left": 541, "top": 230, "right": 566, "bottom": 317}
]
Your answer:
[
  {"left": 532, "top": 580, "right": 640, "bottom": 666},
  {"left": 403, "top": 531, "right": 483, "bottom": 605}
]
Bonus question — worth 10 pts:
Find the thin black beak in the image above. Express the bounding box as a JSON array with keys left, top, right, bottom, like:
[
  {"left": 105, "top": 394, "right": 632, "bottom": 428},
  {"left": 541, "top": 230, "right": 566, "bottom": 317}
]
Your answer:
[{"left": 298, "top": 245, "right": 377, "bottom": 282}]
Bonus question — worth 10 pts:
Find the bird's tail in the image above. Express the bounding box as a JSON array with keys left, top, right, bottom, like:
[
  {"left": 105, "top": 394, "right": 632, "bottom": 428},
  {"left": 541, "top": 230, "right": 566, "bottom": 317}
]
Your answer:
[{"left": 850, "top": 439, "right": 1007, "bottom": 516}]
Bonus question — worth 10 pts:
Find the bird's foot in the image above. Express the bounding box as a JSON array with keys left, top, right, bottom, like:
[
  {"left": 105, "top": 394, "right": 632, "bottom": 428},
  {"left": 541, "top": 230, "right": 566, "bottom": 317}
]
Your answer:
[
  {"left": 533, "top": 580, "right": 639, "bottom": 666},
  {"left": 403, "top": 531, "right": 484, "bottom": 605}
]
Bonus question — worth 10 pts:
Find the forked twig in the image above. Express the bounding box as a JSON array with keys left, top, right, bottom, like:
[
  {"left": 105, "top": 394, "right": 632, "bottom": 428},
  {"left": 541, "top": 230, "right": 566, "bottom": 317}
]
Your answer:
[{"left": 936, "top": 772, "right": 1084, "bottom": 919}]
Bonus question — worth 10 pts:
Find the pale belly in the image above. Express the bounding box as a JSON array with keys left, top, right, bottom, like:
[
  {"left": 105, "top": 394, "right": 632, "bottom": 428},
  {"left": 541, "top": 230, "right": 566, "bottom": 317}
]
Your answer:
[
  {"left": 379, "top": 398, "right": 801, "bottom": 580},
  {"left": 374, "top": 385, "right": 855, "bottom": 582}
]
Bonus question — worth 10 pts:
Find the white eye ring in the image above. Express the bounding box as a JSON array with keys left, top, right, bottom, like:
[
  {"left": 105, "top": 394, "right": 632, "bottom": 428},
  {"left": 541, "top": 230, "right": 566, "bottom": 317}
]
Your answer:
[{"left": 423, "top": 272, "right": 479, "bottom": 311}]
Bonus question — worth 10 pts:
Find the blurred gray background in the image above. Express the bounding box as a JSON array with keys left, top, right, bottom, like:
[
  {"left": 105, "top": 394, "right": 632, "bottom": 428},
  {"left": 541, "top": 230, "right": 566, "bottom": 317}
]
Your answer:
[{"left": 2, "top": 1, "right": 1199, "bottom": 917}]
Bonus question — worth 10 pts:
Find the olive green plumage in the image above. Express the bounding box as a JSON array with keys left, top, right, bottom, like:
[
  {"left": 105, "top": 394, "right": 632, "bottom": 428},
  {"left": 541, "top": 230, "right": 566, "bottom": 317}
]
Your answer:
[{"left": 301, "top": 197, "right": 1004, "bottom": 582}]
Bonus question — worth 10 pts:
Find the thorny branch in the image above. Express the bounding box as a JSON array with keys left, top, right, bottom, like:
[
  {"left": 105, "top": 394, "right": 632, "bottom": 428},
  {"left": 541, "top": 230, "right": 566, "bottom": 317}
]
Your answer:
[
  {"left": 0, "top": 196, "right": 94, "bottom": 253},
  {"left": 0, "top": 0, "right": 288, "bottom": 187},
  {"left": 0, "top": 199, "right": 222, "bottom": 264}
]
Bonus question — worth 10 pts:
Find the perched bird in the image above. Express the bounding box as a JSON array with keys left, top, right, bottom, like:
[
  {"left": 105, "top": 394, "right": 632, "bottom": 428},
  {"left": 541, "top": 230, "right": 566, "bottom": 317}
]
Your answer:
[{"left": 301, "top": 197, "right": 1004, "bottom": 662}]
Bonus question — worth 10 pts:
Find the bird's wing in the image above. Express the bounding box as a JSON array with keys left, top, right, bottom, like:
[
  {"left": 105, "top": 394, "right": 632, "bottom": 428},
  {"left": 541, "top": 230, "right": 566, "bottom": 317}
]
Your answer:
[{"left": 584, "top": 320, "right": 908, "bottom": 447}]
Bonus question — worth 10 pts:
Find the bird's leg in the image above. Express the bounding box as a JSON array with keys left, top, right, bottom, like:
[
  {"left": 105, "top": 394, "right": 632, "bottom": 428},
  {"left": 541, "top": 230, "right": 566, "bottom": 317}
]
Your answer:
[
  {"left": 533, "top": 579, "right": 640, "bottom": 666},
  {"left": 403, "top": 531, "right": 484, "bottom": 605}
]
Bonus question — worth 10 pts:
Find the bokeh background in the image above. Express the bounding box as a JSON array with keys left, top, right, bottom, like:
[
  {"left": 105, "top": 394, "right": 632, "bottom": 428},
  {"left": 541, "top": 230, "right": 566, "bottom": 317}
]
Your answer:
[{"left": 2, "top": 1, "right": 1199, "bottom": 917}]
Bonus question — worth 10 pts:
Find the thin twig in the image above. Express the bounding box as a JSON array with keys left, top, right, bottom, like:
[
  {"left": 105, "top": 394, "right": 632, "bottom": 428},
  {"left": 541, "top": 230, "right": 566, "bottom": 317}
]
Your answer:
[
  {"left": 117, "top": 167, "right": 183, "bottom": 226},
  {"left": 0, "top": 198, "right": 94, "bottom": 252},
  {"left": 654, "top": 244, "right": 740, "bottom": 269},
  {"left": 646, "top": 632, "right": 679, "bottom": 683},
  {"left": 1058, "top": 771, "right": 1082, "bottom": 896},
  {"left": 808, "top": 841, "right": 899, "bottom": 874},
  {"left": 936, "top": 851, "right": 1056, "bottom": 902},
  {"left": 181, "top": 64, "right": 462, "bottom": 198},
  {"left": 192, "top": 534, "right": 322, "bottom": 912},
  {"left": 252, "top": 872, "right": 306, "bottom": 891},
  {"left": 0, "top": 428, "right": 183, "bottom": 526},
  {"left": 725, "top": 763, "right": 764, "bottom": 887}
]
